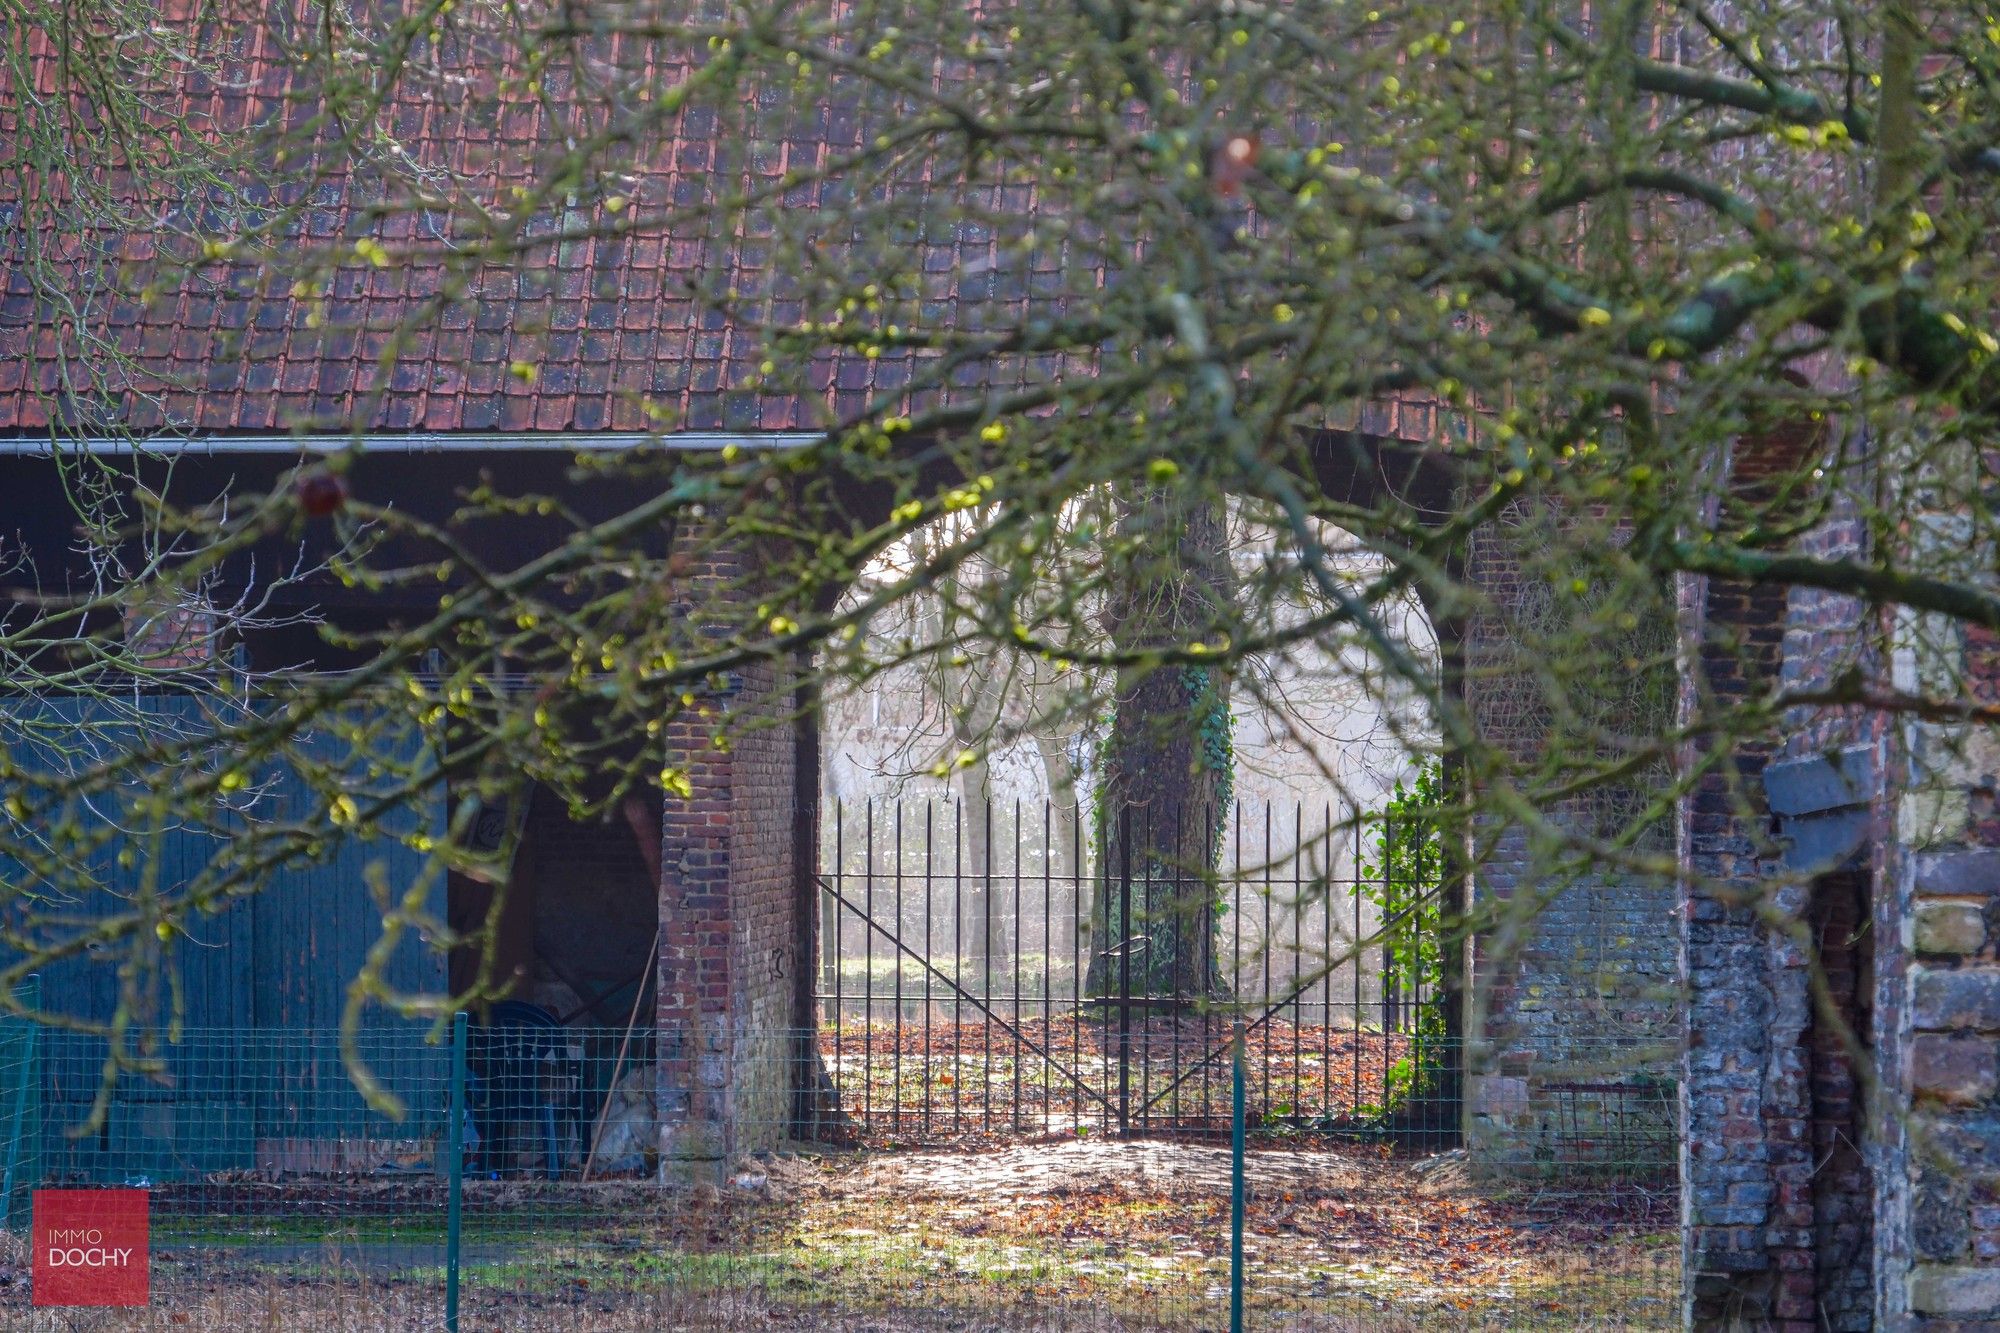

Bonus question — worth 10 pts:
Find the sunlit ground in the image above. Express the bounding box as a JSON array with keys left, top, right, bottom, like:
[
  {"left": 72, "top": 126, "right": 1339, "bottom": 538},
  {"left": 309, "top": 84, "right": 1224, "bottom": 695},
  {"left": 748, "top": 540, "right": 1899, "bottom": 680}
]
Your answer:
[{"left": 0, "top": 1140, "right": 1676, "bottom": 1331}]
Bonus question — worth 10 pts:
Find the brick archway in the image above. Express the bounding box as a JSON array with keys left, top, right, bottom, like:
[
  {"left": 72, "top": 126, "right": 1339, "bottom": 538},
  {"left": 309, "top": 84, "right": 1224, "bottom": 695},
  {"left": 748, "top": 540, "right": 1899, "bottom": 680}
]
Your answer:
[{"left": 643, "top": 430, "right": 1478, "bottom": 1166}]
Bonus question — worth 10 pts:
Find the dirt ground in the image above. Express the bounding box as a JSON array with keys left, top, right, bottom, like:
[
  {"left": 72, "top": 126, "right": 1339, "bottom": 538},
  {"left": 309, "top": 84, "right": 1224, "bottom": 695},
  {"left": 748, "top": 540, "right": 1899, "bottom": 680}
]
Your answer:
[
  {"left": 0, "top": 1141, "right": 1676, "bottom": 1331},
  {"left": 820, "top": 1019, "right": 1413, "bottom": 1147}
]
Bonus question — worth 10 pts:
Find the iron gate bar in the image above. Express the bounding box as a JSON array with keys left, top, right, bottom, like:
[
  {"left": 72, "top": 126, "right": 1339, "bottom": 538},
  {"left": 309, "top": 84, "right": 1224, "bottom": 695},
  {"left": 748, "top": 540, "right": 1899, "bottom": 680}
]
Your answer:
[
  {"left": 816, "top": 874, "right": 1120, "bottom": 1120},
  {"left": 1353, "top": 810, "right": 1361, "bottom": 1112},
  {"left": 1228, "top": 807, "right": 1246, "bottom": 1115},
  {"left": 1323, "top": 810, "right": 1335, "bottom": 1112},
  {"left": 1042, "top": 800, "right": 1053, "bottom": 1132},
  {"left": 983, "top": 799, "right": 992, "bottom": 1129},
  {"left": 865, "top": 801, "right": 874, "bottom": 1126},
  {"left": 1132, "top": 892, "right": 1430, "bottom": 1120},
  {"left": 832, "top": 809, "right": 843, "bottom": 1118},
  {"left": 1118, "top": 804, "right": 1133, "bottom": 1135},
  {"left": 894, "top": 802, "right": 904, "bottom": 1133},
  {"left": 1071, "top": 801, "right": 1087, "bottom": 1131},
  {"left": 948, "top": 800, "right": 956, "bottom": 1128},
  {"left": 1296, "top": 800, "right": 1312, "bottom": 1112},
  {"left": 924, "top": 803, "right": 934, "bottom": 1134},
  {"left": 1163, "top": 805, "right": 1178, "bottom": 1123},
  {"left": 1262, "top": 805, "right": 1273, "bottom": 1102},
  {"left": 1384, "top": 812, "right": 1397, "bottom": 1034},
  {"left": 1014, "top": 799, "right": 1023, "bottom": 1132}
]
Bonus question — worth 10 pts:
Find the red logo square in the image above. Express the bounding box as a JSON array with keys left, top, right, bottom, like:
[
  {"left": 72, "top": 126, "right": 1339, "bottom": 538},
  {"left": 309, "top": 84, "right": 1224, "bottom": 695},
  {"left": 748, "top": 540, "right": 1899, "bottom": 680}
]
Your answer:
[{"left": 32, "top": 1189, "right": 149, "bottom": 1306}]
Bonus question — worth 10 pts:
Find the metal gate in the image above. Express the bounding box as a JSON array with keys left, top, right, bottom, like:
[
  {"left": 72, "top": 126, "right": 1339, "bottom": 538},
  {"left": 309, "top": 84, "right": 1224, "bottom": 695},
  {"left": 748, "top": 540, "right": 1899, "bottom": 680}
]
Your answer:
[{"left": 816, "top": 798, "right": 1450, "bottom": 1144}]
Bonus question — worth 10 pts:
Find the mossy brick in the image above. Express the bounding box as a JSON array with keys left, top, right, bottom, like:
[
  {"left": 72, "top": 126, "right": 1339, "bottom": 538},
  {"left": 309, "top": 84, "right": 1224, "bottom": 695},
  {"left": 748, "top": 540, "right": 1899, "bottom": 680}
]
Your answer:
[
  {"left": 1910, "top": 1264, "right": 2000, "bottom": 1316},
  {"left": 1918, "top": 902, "right": 1990, "bottom": 955}
]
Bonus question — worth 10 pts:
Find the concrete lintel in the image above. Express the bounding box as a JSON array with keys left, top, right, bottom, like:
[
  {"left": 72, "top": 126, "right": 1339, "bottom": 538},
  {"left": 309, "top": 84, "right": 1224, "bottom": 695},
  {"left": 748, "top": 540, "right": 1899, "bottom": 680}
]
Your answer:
[
  {"left": 1763, "top": 746, "right": 1876, "bottom": 817},
  {"left": 1777, "top": 808, "right": 1871, "bottom": 873}
]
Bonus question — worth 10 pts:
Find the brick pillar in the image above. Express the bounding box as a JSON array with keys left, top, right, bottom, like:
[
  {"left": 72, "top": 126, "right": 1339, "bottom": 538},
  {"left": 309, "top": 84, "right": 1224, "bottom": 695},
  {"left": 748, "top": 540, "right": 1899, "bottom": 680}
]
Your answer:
[
  {"left": 656, "top": 698, "right": 735, "bottom": 1170},
  {"left": 1678, "top": 415, "right": 1863, "bottom": 1329},
  {"left": 1897, "top": 758, "right": 2000, "bottom": 1319},
  {"left": 1680, "top": 568, "right": 1810, "bottom": 1326},
  {"left": 653, "top": 551, "right": 807, "bottom": 1176}
]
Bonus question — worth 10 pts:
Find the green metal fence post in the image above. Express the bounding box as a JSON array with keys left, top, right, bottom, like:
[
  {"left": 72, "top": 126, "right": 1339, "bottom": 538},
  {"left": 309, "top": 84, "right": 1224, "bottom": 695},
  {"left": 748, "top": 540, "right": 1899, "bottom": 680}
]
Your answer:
[
  {"left": 1231, "top": 1021, "right": 1246, "bottom": 1333},
  {"left": 447, "top": 1010, "right": 466, "bottom": 1333}
]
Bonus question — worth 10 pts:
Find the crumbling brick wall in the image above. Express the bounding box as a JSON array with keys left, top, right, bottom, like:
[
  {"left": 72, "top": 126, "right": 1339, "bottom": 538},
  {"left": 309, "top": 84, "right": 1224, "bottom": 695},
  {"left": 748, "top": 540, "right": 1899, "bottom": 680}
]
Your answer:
[
  {"left": 1677, "top": 416, "right": 1883, "bottom": 1328},
  {"left": 1462, "top": 503, "right": 1681, "bottom": 1171},
  {"left": 1678, "top": 561, "right": 1805, "bottom": 1323}
]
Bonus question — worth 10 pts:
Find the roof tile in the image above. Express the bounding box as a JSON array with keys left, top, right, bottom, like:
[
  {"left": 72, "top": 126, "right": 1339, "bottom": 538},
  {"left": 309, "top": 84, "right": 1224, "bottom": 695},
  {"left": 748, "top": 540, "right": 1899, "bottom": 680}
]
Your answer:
[{"left": 0, "top": 17, "right": 1440, "bottom": 447}]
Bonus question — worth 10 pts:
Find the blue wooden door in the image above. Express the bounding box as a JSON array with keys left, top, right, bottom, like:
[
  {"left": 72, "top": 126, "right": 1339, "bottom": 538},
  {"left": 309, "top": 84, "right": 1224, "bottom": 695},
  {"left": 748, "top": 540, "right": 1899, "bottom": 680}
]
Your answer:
[{"left": 1, "top": 695, "right": 450, "bottom": 1175}]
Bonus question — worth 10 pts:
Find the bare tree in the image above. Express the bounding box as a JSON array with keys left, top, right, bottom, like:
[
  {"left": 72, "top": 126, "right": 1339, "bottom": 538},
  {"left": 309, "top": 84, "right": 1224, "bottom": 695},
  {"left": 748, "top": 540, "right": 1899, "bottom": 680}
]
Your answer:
[{"left": 4, "top": 1, "right": 2000, "bottom": 1149}]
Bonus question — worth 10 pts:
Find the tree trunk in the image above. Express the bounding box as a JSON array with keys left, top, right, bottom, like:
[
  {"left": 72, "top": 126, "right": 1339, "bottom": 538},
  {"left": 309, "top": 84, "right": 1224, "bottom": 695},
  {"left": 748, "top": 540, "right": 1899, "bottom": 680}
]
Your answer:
[
  {"left": 1032, "top": 733, "right": 1082, "bottom": 990},
  {"left": 1085, "top": 489, "right": 1234, "bottom": 1001},
  {"left": 955, "top": 758, "right": 994, "bottom": 997},
  {"left": 1031, "top": 734, "right": 1079, "bottom": 892},
  {"left": 908, "top": 527, "right": 1005, "bottom": 998}
]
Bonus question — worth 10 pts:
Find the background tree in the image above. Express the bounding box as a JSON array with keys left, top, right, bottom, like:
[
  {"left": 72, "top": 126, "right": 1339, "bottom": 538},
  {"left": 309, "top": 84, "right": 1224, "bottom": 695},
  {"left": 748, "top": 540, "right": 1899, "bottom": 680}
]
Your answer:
[{"left": 1088, "top": 484, "right": 1238, "bottom": 999}]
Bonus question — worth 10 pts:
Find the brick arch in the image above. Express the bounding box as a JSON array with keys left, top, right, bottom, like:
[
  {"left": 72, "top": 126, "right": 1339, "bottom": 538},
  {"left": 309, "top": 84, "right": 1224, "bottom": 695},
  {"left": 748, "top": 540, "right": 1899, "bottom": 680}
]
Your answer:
[
  {"left": 772, "top": 426, "right": 1480, "bottom": 1120},
  {"left": 514, "top": 431, "right": 1611, "bottom": 1199},
  {"left": 718, "top": 426, "right": 1760, "bottom": 1171}
]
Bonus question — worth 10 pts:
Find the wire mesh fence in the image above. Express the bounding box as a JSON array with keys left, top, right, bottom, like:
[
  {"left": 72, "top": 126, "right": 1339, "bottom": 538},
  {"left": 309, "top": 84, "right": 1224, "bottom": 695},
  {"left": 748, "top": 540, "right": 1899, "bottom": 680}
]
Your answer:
[{"left": 0, "top": 1018, "right": 1678, "bottom": 1330}]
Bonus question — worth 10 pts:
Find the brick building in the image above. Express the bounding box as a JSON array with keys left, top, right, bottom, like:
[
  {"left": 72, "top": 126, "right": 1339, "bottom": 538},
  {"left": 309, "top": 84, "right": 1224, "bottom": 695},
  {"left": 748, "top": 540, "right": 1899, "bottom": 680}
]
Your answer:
[{"left": 5, "top": 13, "right": 2000, "bottom": 1330}]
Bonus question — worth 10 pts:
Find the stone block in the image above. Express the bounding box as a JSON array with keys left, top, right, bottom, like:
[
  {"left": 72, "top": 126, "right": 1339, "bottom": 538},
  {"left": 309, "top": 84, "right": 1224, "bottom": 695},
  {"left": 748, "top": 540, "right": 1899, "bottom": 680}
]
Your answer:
[
  {"left": 1692, "top": 1246, "right": 1772, "bottom": 1274},
  {"left": 1925, "top": 1114, "right": 2000, "bottom": 1173},
  {"left": 1915, "top": 1175, "right": 1973, "bottom": 1261},
  {"left": 1471, "top": 1074, "right": 1529, "bottom": 1118},
  {"left": 1914, "top": 967, "right": 2000, "bottom": 1032},
  {"left": 1919, "top": 850, "right": 2000, "bottom": 898},
  {"left": 1918, "top": 902, "right": 1989, "bottom": 955},
  {"left": 1914, "top": 1036, "right": 2000, "bottom": 1106},
  {"left": 1909, "top": 1264, "right": 2000, "bottom": 1316},
  {"left": 1903, "top": 790, "right": 1972, "bottom": 847},
  {"left": 659, "top": 1118, "right": 726, "bottom": 1162}
]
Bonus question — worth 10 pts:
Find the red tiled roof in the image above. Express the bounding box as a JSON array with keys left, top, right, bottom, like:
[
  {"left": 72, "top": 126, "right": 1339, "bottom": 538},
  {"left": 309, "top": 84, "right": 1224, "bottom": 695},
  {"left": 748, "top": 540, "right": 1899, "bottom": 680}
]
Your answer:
[{"left": 0, "top": 11, "right": 1440, "bottom": 445}]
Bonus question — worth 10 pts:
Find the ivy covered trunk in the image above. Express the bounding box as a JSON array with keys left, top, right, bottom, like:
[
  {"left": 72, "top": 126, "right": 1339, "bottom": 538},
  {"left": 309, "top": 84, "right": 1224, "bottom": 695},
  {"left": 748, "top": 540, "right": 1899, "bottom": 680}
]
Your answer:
[{"left": 1084, "top": 488, "right": 1233, "bottom": 1002}]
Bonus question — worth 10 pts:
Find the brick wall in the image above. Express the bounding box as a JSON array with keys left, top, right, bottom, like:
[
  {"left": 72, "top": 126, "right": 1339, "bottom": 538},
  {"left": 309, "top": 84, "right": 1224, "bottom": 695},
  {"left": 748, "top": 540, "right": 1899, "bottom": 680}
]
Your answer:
[
  {"left": 1462, "top": 502, "right": 1681, "bottom": 1170},
  {"left": 123, "top": 597, "right": 220, "bottom": 670}
]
